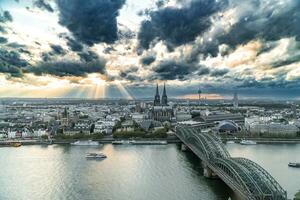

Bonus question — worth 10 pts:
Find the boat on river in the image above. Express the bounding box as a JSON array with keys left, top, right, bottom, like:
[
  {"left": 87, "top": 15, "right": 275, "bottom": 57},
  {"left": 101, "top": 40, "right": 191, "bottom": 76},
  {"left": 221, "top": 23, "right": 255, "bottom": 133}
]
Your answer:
[
  {"left": 112, "top": 140, "right": 133, "bottom": 145},
  {"left": 112, "top": 140, "right": 167, "bottom": 145},
  {"left": 86, "top": 153, "right": 107, "bottom": 159},
  {"left": 71, "top": 140, "right": 99, "bottom": 146},
  {"left": 240, "top": 139, "right": 257, "bottom": 145},
  {"left": 288, "top": 162, "right": 300, "bottom": 168}
]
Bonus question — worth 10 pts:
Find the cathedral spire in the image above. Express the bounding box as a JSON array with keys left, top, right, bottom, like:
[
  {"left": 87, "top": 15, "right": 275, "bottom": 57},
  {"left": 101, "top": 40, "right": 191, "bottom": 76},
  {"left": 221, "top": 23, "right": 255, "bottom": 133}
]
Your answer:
[
  {"left": 161, "top": 82, "right": 168, "bottom": 106},
  {"left": 162, "top": 83, "right": 166, "bottom": 96},
  {"left": 154, "top": 83, "right": 160, "bottom": 106}
]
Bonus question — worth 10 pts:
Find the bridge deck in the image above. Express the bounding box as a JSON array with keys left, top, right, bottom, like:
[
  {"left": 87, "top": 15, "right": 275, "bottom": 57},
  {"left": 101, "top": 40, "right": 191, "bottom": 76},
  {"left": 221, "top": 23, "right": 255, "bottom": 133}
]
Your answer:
[{"left": 176, "top": 125, "right": 287, "bottom": 200}]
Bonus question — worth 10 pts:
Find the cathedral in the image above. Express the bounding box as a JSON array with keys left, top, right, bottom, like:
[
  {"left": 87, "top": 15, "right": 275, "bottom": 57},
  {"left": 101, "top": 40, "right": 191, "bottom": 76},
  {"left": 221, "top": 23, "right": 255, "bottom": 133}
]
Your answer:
[{"left": 152, "top": 83, "right": 173, "bottom": 122}]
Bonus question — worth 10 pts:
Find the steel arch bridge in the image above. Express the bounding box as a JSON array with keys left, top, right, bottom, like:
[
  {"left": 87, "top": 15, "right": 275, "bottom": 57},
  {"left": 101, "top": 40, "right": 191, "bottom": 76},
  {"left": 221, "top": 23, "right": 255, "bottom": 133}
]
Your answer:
[{"left": 176, "top": 125, "right": 287, "bottom": 200}]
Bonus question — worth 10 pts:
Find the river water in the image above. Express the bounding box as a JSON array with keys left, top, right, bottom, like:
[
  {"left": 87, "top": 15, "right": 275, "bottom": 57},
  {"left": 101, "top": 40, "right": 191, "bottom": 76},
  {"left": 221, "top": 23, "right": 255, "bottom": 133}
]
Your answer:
[{"left": 0, "top": 143, "right": 299, "bottom": 200}]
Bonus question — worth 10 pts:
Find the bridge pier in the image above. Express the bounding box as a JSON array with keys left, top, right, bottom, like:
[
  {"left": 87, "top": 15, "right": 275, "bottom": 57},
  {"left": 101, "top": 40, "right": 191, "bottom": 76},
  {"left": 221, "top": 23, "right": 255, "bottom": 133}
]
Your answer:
[
  {"left": 181, "top": 144, "right": 190, "bottom": 151},
  {"left": 202, "top": 163, "right": 218, "bottom": 179}
]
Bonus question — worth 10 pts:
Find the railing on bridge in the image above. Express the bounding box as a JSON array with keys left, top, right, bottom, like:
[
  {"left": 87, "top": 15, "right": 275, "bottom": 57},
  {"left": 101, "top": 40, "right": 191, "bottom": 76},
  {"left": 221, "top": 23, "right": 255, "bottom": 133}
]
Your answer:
[{"left": 176, "top": 125, "right": 287, "bottom": 200}]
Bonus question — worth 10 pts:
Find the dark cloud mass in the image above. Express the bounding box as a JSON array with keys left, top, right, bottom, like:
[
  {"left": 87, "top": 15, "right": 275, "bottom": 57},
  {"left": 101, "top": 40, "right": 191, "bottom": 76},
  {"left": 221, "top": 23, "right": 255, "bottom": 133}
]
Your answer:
[
  {"left": 119, "top": 66, "right": 140, "bottom": 81},
  {"left": 0, "top": 11, "right": 13, "bottom": 23},
  {"left": 33, "top": 0, "right": 54, "bottom": 12},
  {"left": 0, "top": 36, "right": 8, "bottom": 43},
  {"left": 138, "top": 0, "right": 228, "bottom": 49},
  {"left": 140, "top": 55, "right": 156, "bottom": 66},
  {"left": 65, "top": 37, "right": 83, "bottom": 52},
  {"left": 217, "top": 1, "right": 300, "bottom": 48},
  {"left": 57, "top": 0, "right": 125, "bottom": 46},
  {"left": 153, "top": 60, "right": 198, "bottom": 80},
  {"left": 0, "top": 49, "right": 29, "bottom": 77},
  {"left": 192, "top": 0, "right": 300, "bottom": 58},
  {"left": 28, "top": 59, "right": 106, "bottom": 77},
  {"left": 78, "top": 51, "right": 99, "bottom": 62},
  {"left": 210, "top": 68, "right": 229, "bottom": 77},
  {"left": 50, "top": 44, "right": 66, "bottom": 56}
]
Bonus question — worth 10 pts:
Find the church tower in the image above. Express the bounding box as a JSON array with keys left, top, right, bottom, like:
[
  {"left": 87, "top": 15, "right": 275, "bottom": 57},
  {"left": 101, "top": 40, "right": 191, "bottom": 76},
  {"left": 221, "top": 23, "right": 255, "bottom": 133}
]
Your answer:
[
  {"left": 161, "top": 83, "right": 168, "bottom": 106},
  {"left": 154, "top": 83, "right": 160, "bottom": 106}
]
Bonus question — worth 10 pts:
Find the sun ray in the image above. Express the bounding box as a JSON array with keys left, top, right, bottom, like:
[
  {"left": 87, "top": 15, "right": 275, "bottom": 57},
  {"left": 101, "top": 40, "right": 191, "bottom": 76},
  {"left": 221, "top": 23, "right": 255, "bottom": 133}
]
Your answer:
[{"left": 114, "top": 81, "right": 133, "bottom": 100}]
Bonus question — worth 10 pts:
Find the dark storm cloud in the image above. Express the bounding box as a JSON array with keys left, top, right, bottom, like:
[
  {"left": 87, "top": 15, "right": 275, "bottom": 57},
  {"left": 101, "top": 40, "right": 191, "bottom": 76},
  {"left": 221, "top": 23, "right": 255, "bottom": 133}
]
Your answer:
[
  {"left": 138, "top": 0, "right": 228, "bottom": 49},
  {"left": 153, "top": 60, "right": 198, "bottom": 80},
  {"left": 27, "top": 59, "right": 106, "bottom": 77},
  {"left": 197, "top": 67, "right": 210, "bottom": 76},
  {"left": 78, "top": 51, "right": 99, "bottom": 62},
  {"left": 0, "top": 36, "right": 8, "bottom": 43},
  {"left": 223, "top": 1, "right": 300, "bottom": 47},
  {"left": 0, "top": 11, "right": 13, "bottom": 23},
  {"left": 41, "top": 52, "right": 51, "bottom": 62},
  {"left": 56, "top": 0, "right": 125, "bottom": 46},
  {"left": 65, "top": 37, "right": 83, "bottom": 52},
  {"left": 210, "top": 68, "right": 229, "bottom": 77},
  {"left": 236, "top": 76, "right": 300, "bottom": 90},
  {"left": 191, "top": 0, "right": 300, "bottom": 59},
  {"left": 33, "top": 0, "right": 54, "bottom": 12},
  {"left": 140, "top": 55, "right": 156, "bottom": 66},
  {"left": 0, "top": 49, "right": 29, "bottom": 77},
  {"left": 120, "top": 67, "right": 141, "bottom": 81},
  {"left": 50, "top": 44, "right": 66, "bottom": 56}
]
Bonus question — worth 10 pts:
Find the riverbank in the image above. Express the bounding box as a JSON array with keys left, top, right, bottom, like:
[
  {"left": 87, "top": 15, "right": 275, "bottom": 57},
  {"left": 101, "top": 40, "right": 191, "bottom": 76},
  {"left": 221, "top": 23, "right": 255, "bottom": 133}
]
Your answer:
[
  {"left": 221, "top": 136, "right": 300, "bottom": 144},
  {"left": 2, "top": 135, "right": 300, "bottom": 146},
  {"left": 0, "top": 135, "right": 181, "bottom": 146}
]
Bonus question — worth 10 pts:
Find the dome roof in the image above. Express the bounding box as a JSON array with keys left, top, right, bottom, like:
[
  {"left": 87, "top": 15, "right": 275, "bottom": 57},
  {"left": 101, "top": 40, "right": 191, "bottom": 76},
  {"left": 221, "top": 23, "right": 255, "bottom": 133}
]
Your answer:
[{"left": 217, "top": 121, "right": 239, "bottom": 133}]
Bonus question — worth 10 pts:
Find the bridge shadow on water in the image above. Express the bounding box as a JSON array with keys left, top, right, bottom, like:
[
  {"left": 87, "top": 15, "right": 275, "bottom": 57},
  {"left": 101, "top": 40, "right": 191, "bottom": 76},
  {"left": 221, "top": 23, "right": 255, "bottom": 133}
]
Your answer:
[{"left": 176, "top": 144, "right": 236, "bottom": 200}]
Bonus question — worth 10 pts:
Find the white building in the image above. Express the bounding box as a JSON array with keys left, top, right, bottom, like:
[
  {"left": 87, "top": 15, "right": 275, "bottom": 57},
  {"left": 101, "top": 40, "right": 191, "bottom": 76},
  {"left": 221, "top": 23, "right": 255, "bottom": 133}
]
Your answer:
[{"left": 245, "top": 117, "right": 299, "bottom": 137}]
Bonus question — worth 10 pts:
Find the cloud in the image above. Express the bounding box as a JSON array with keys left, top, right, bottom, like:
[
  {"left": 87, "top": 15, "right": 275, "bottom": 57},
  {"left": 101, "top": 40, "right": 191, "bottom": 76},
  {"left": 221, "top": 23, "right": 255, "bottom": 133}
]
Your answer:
[
  {"left": 56, "top": 0, "right": 125, "bottom": 46},
  {"left": 6, "top": 42, "right": 26, "bottom": 48},
  {"left": 65, "top": 36, "right": 83, "bottom": 52},
  {"left": 0, "top": 11, "right": 13, "bottom": 23},
  {"left": 140, "top": 55, "right": 156, "bottom": 66},
  {"left": 27, "top": 59, "right": 106, "bottom": 77},
  {"left": 50, "top": 44, "right": 66, "bottom": 56},
  {"left": 191, "top": 0, "right": 300, "bottom": 59},
  {"left": 119, "top": 66, "right": 141, "bottom": 81},
  {"left": 33, "top": 0, "right": 54, "bottom": 12},
  {"left": 210, "top": 68, "right": 229, "bottom": 77},
  {"left": 0, "top": 49, "right": 29, "bottom": 77},
  {"left": 138, "top": 0, "right": 227, "bottom": 49},
  {"left": 153, "top": 60, "right": 198, "bottom": 80},
  {"left": 78, "top": 51, "right": 99, "bottom": 62},
  {"left": 0, "top": 36, "right": 8, "bottom": 43},
  {"left": 0, "top": 25, "right": 6, "bottom": 33}
]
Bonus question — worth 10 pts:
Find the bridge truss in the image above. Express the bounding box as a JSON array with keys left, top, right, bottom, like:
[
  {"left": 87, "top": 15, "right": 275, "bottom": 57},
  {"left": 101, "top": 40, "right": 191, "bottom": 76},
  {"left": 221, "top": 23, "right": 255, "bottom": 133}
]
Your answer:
[{"left": 176, "top": 126, "right": 287, "bottom": 200}]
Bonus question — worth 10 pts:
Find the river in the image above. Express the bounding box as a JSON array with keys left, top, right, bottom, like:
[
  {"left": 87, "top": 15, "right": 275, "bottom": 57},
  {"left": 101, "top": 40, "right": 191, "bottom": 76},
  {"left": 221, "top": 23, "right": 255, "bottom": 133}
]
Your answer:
[{"left": 0, "top": 143, "right": 299, "bottom": 200}]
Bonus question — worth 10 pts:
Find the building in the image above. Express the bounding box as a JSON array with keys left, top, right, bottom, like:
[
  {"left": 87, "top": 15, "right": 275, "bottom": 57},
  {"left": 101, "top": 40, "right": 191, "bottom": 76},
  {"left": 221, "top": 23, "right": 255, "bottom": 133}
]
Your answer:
[
  {"left": 216, "top": 121, "right": 240, "bottom": 134},
  {"left": 200, "top": 110, "right": 245, "bottom": 125},
  {"left": 233, "top": 92, "right": 238, "bottom": 108},
  {"left": 151, "top": 83, "right": 173, "bottom": 122},
  {"left": 245, "top": 117, "right": 299, "bottom": 137}
]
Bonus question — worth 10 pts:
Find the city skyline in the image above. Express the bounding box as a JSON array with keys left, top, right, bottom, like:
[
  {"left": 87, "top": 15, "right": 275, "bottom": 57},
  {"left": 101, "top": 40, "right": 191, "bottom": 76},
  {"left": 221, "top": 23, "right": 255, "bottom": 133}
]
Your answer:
[{"left": 0, "top": 0, "right": 300, "bottom": 100}]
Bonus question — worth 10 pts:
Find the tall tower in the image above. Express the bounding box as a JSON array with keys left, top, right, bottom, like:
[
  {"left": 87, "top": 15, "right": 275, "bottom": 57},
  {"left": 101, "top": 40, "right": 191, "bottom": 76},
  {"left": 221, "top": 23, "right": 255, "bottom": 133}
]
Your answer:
[
  {"left": 198, "top": 87, "right": 202, "bottom": 105},
  {"left": 161, "top": 83, "right": 168, "bottom": 106},
  {"left": 233, "top": 92, "right": 238, "bottom": 108},
  {"left": 154, "top": 83, "right": 161, "bottom": 106}
]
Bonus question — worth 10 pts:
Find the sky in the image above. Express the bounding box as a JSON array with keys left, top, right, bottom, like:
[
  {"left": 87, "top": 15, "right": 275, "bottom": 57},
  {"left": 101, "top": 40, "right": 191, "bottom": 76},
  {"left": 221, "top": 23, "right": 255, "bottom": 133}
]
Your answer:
[{"left": 0, "top": 0, "right": 300, "bottom": 100}]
